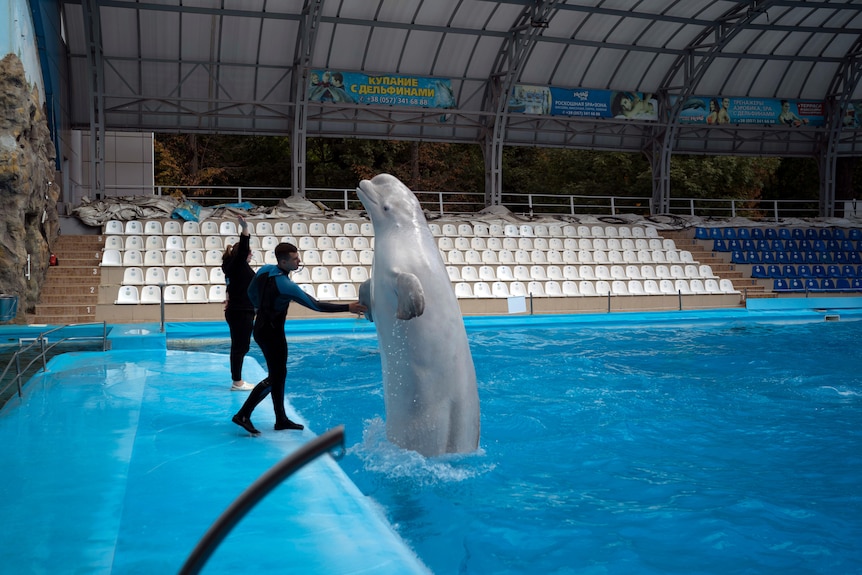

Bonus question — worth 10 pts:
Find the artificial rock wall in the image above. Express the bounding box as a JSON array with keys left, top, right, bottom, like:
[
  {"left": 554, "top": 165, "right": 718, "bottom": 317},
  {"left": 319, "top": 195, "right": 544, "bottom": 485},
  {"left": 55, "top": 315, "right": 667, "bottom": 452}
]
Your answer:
[{"left": 0, "top": 53, "right": 60, "bottom": 321}]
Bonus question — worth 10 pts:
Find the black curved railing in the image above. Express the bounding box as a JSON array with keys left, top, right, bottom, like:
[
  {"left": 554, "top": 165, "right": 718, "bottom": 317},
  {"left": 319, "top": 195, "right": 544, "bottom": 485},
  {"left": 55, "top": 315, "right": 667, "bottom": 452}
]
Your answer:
[{"left": 178, "top": 425, "right": 346, "bottom": 575}]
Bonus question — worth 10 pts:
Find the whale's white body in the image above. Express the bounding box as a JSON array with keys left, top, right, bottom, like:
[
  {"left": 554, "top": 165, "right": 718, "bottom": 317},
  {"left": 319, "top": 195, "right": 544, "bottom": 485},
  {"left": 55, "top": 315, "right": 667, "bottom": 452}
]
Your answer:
[{"left": 356, "top": 174, "right": 480, "bottom": 456}]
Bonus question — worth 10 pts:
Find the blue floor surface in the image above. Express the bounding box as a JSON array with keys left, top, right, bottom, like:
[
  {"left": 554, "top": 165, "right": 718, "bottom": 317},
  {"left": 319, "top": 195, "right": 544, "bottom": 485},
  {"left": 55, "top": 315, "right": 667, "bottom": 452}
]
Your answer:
[{"left": 0, "top": 348, "right": 428, "bottom": 574}]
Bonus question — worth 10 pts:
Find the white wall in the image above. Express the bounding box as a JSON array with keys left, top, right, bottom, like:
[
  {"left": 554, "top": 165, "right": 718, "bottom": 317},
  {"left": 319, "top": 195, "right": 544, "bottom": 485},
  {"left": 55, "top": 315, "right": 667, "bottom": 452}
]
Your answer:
[{"left": 70, "top": 131, "right": 155, "bottom": 205}]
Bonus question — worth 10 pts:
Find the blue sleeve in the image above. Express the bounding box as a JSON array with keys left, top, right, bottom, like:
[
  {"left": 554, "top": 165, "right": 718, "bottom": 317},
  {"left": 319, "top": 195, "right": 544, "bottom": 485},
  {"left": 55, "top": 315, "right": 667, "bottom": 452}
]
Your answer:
[{"left": 276, "top": 275, "right": 349, "bottom": 313}]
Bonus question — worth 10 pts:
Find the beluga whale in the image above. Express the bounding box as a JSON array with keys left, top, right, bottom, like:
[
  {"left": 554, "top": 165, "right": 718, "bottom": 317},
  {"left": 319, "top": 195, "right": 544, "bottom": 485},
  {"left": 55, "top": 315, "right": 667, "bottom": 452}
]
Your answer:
[{"left": 356, "top": 174, "right": 480, "bottom": 457}]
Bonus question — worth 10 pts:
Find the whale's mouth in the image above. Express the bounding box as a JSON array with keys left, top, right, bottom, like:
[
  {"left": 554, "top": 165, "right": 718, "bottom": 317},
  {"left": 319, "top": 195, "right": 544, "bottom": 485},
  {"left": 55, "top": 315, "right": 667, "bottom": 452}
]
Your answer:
[{"left": 356, "top": 181, "right": 378, "bottom": 207}]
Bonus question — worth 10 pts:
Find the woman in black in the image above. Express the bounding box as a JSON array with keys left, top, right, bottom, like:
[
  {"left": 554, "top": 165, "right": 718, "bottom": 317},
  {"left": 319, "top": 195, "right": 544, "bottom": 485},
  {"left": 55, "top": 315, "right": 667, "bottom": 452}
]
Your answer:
[{"left": 222, "top": 216, "right": 256, "bottom": 391}]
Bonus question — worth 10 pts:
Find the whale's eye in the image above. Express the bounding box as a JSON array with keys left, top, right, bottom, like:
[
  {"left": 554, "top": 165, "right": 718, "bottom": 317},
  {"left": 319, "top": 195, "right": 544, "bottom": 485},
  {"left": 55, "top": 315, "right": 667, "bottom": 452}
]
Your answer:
[{"left": 383, "top": 204, "right": 390, "bottom": 211}]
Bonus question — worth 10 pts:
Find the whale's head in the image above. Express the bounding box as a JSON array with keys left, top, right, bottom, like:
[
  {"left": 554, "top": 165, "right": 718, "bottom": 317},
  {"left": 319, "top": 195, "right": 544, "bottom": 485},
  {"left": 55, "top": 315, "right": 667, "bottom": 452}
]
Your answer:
[{"left": 356, "top": 174, "right": 426, "bottom": 233}]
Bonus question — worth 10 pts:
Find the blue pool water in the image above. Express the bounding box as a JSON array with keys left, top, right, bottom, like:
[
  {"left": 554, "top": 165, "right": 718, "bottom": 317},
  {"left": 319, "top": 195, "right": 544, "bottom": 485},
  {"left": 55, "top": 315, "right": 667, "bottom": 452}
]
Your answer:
[{"left": 171, "top": 317, "right": 862, "bottom": 574}]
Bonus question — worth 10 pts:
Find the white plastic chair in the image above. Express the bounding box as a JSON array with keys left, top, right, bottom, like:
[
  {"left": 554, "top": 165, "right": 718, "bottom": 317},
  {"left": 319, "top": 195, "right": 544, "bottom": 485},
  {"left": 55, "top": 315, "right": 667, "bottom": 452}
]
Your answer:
[
  {"left": 140, "top": 285, "right": 162, "bottom": 304},
  {"left": 185, "top": 250, "right": 205, "bottom": 266},
  {"left": 273, "top": 222, "right": 291, "bottom": 236},
  {"left": 185, "top": 236, "right": 205, "bottom": 251},
  {"left": 579, "top": 281, "right": 597, "bottom": 296},
  {"left": 122, "top": 267, "right": 145, "bottom": 285},
  {"left": 182, "top": 221, "right": 201, "bottom": 235},
  {"left": 343, "top": 222, "right": 360, "bottom": 236},
  {"left": 705, "top": 279, "right": 723, "bottom": 294},
  {"left": 611, "top": 280, "right": 630, "bottom": 295},
  {"left": 527, "top": 281, "right": 546, "bottom": 297},
  {"left": 209, "top": 284, "right": 227, "bottom": 302},
  {"left": 255, "top": 221, "right": 274, "bottom": 236},
  {"left": 204, "top": 250, "right": 222, "bottom": 266},
  {"left": 317, "top": 236, "right": 335, "bottom": 250},
  {"left": 316, "top": 283, "right": 337, "bottom": 301},
  {"left": 219, "top": 221, "right": 238, "bottom": 236},
  {"left": 350, "top": 266, "right": 369, "bottom": 283},
  {"left": 101, "top": 249, "right": 123, "bottom": 266},
  {"left": 145, "top": 236, "right": 165, "bottom": 251},
  {"left": 720, "top": 279, "right": 740, "bottom": 294},
  {"left": 461, "top": 266, "right": 479, "bottom": 282},
  {"left": 291, "top": 222, "right": 309, "bottom": 236},
  {"left": 454, "top": 282, "right": 474, "bottom": 298},
  {"left": 163, "top": 284, "right": 186, "bottom": 303},
  {"left": 471, "top": 237, "right": 487, "bottom": 251},
  {"left": 200, "top": 221, "right": 219, "bottom": 235},
  {"left": 125, "top": 221, "right": 144, "bottom": 235},
  {"left": 562, "top": 281, "right": 580, "bottom": 296},
  {"left": 563, "top": 265, "right": 579, "bottom": 280},
  {"left": 122, "top": 250, "right": 143, "bottom": 267},
  {"left": 104, "top": 235, "right": 124, "bottom": 250},
  {"left": 446, "top": 266, "right": 461, "bottom": 281},
  {"left": 186, "top": 285, "right": 209, "bottom": 303},
  {"left": 308, "top": 222, "right": 326, "bottom": 236},
  {"left": 311, "top": 266, "right": 331, "bottom": 282},
  {"left": 331, "top": 266, "right": 350, "bottom": 283},
  {"left": 205, "top": 236, "right": 224, "bottom": 250},
  {"left": 644, "top": 279, "right": 661, "bottom": 295},
  {"left": 210, "top": 267, "right": 226, "bottom": 284},
  {"left": 302, "top": 250, "right": 321, "bottom": 265},
  {"left": 359, "top": 250, "right": 374, "bottom": 265},
  {"left": 352, "top": 237, "right": 371, "bottom": 250},
  {"left": 675, "top": 279, "right": 693, "bottom": 295},
  {"left": 509, "top": 281, "right": 528, "bottom": 296},
  {"left": 496, "top": 266, "right": 514, "bottom": 281},
  {"left": 163, "top": 221, "right": 181, "bottom": 235},
  {"left": 491, "top": 282, "right": 510, "bottom": 298},
  {"left": 166, "top": 266, "right": 188, "bottom": 284},
  {"left": 115, "top": 285, "right": 140, "bottom": 304},
  {"left": 595, "top": 280, "right": 611, "bottom": 296},
  {"left": 479, "top": 265, "right": 497, "bottom": 281},
  {"left": 145, "top": 267, "right": 167, "bottom": 285},
  {"left": 545, "top": 281, "right": 563, "bottom": 297},
  {"left": 659, "top": 279, "right": 677, "bottom": 294},
  {"left": 104, "top": 220, "right": 124, "bottom": 235},
  {"left": 144, "top": 221, "right": 162, "bottom": 235},
  {"left": 337, "top": 283, "right": 358, "bottom": 300},
  {"left": 125, "top": 236, "right": 144, "bottom": 251},
  {"left": 360, "top": 222, "right": 374, "bottom": 237},
  {"left": 474, "top": 282, "right": 493, "bottom": 298},
  {"left": 165, "top": 236, "right": 185, "bottom": 251},
  {"left": 188, "top": 266, "right": 209, "bottom": 284}
]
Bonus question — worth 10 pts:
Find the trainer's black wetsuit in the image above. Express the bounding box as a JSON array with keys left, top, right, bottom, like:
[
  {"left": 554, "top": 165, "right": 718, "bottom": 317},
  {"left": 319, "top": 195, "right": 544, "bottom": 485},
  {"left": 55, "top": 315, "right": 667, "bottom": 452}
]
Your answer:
[
  {"left": 235, "top": 264, "right": 350, "bottom": 428},
  {"left": 222, "top": 233, "right": 255, "bottom": 382}
]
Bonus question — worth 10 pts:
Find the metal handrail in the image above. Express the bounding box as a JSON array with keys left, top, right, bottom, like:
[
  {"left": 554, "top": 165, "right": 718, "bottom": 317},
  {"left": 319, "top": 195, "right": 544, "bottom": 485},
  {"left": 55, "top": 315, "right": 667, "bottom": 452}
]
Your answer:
[
  {"left": 0, "top": 322, "right": 109, "bottom": 402},
  {"left": 178, "top": 426, "right": 346, "bottom": 575},
  {"left": 86, "top": 184, "right": 824, "bottom": 221}
]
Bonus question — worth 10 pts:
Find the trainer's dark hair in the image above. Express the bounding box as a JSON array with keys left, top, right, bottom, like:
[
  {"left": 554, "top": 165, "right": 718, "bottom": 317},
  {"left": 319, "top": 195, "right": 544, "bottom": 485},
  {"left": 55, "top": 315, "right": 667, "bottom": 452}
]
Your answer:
[{"left": 274, "top": 242, "right": 298, "bottom": 262}]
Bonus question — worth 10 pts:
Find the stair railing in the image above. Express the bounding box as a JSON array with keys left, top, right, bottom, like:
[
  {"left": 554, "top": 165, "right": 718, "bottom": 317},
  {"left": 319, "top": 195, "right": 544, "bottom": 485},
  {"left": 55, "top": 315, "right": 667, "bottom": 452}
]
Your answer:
[{"left": 0, "top": 321, "right": 109, "bottom": 402}]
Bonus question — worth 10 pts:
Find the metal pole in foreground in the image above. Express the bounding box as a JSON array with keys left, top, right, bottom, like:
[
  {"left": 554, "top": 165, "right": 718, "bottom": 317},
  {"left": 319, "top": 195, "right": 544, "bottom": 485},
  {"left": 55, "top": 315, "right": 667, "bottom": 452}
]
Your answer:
[{"left": 178, "top": 426, "right": 346, "bottom": 575}]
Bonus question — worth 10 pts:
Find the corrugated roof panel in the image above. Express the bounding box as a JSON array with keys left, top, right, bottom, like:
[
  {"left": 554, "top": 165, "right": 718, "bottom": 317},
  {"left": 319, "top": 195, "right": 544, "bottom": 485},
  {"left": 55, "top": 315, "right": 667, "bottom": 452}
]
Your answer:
[
  {"left": 180, "top": 13, "right": 217, "bottom": 61},
  {"left": 258, "top": 19, "right": 298, "bottom": 67},
  {"left": 219, "top": 16, "right": 266, "bottom": 63},
  {"left": 100, "top": 7, "right": 141, "bottom": 59},
  {"left": 399, "top": 31, "right": 444, "bottom": 74}
]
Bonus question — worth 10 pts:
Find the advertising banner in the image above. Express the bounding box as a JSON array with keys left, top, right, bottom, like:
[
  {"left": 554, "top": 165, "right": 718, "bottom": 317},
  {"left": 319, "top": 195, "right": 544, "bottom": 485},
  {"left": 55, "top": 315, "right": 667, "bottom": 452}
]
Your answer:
[
  {"left": 509, "top": 85, "right": 658, "bottom": 121},
  {"left": 308, "top": 70, "right": 455, "bottom": 109},
  {"left": 677, "top": 96, "right": 825, "bottom": 127}
]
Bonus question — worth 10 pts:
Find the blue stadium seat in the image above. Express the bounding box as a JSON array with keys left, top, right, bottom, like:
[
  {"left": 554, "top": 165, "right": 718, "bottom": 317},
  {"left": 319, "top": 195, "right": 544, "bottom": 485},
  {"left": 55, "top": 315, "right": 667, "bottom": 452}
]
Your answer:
[
  {"left": 723, "top": 228, "right": 737, "bottom": 239},
  {"left": 805, "top": 229, "right": 818, "bottom": 240},
  {"left": 756, "top": 239, "right": 771, "bottom": 251},
  {"left": 848, "top": 229, "right": 861, "bottom": 241},
  {"left": 738, "top": 228, "right": 751, "bottom": 239},
  {"left": 818, "top": 252, "right": 833, "bottom": 264},
  {"left": 774, "top": 251, "right": 789, "bottom": 264},
  {"left": 709, "top": 228, "right": 723, "bottom": 239},
  {"left": 778, "top": 228, "right": 792, "bottom": 240},
  {"left": 819, "top": 228, "right": 832, "bottom": 239},
  {"left": 827, "top": 265, "right": 842, "bottom": 277},
  {"left": 765, "top": 228, "right": 778, "bottom": 240},
  {"left": 849, "top": 252, "right": 862, "bottom": 265},
  {"left": 773, "top": 278, "right": 790, "bottom": 291},
  {"left": 833, "top": 229, "right": 845, "bottom": 240},
  {"left": 811, "top": 264, "right": 827, "bottom": 278},
  {"left": 751, "top": 265, "right": 768, "bottom": 278},
  {"left": 857, "top": 265, "right": 862, "bottom": 277},
  {"left": 788, "top": 278, "right": 805, "bottom": 292},
  {"left": 812, "top": 239, "right": 827, "bottom": 252},
  {"left": 826, "top": 239, "right": 841, "bottom": 251},
  {"left": 832, "top": 252, "right": 847, "bottom": 265},
  {"left": 761, "top": 251, "right": 775, "bottom": 264},
  {"left": 695, "top": 227, "right": 710, "bottom": 240},
  {"left": 803, "top": 251, "right": 820, "bottom": 264},
  {"left": 731, "top": 251, "right": 747, "bottom": 264},
  {"left": 798, "top": 239, "right": 812, "bottom": 251},
  {"left": 741, "top": 239, "right": 756, "bottom": 252},
  {"left": 791, "top": 229, "right": 805, "bottom": 240},
  {"left": 797, "top": 264, "right": 813, "bottom": 278},
  {"left": 770, "top": 239, "right": 784, "bottom": 251},
  {"left": 842, "top": 265, "right": 858, "bottom": 278},
  {"left": 790, "top": 251, "right": 805, "bottom": 264},
  {"left": 852, "top": 278, "right": 862, "bottom": 291},
  {"left": 751, "top": 228, "right": 764, "bottom": 240},
  {"left": 727, "top": 238, "right": 742, "bottom": 251},
  {"left": 804, "top": 278, "right": 820, "bottom": 291},
  {"left": 782, "top": 264, "right": 797, "bottom": 278},
  {"left": 766, "top": 264, "right": 783, "bottom": 278},
  {"left": 820, "top": 278, "right": 837, "bottom": 292},
  {"left": 840, "top": 239, "right": 855, "bottom": 252},
  {"left": 784, "top": 239, "right": 799, "bottom": 251},
  {"left": 835, "top": 278, "right": 852, "bottom": 292},
  {"left": 746, "top": 251, "right": 761, "bottom": 264},
  {"left": 713, "top": 238, "right": 728, "bottom": 252}
]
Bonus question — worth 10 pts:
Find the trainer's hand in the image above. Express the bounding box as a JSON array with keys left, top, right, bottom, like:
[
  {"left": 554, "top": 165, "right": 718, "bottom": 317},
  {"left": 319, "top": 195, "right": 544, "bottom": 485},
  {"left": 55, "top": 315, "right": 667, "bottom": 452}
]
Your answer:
[
  {"left": 238, "top": 215, "right": 249, "bottom": 235},
  {"left": 348, "top": 301, "right": 367, "bottom": 315}
]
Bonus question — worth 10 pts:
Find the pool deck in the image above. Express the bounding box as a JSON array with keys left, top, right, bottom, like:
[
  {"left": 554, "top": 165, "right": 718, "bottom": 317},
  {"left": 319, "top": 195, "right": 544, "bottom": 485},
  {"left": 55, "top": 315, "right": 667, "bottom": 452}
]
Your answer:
[{"left": 0, "top": 343, "right": 429, "bottom": 573}]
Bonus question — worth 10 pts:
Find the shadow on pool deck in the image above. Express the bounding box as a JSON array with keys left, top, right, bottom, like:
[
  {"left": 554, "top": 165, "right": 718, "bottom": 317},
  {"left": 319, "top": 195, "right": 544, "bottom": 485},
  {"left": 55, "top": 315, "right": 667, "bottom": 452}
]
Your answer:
[{"left": 0, "top": 346, "right": 428, "bottom": 574}]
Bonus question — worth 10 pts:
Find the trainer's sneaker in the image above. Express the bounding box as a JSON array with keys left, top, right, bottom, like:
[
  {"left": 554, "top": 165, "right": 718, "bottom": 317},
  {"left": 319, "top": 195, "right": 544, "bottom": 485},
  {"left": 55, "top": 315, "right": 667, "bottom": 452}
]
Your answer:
[
  {"left": 231, "top": 380, "right": 254, "bottom": 391},
  {"left": 274, "top": 419, "right": 304, "bottom": 431},
  {"left": 232, "top": 413, "right": 261, "bottom": 435}
]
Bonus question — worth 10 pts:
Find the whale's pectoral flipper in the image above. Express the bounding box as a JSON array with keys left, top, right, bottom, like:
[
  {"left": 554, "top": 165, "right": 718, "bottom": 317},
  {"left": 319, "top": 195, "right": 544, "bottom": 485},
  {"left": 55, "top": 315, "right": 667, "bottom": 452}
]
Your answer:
[
  {"left": 395, "top": 272, "right": 425, "bottom": 320},
  {"left": 358, "top": 279, "right": 374, "bottom": 322}
]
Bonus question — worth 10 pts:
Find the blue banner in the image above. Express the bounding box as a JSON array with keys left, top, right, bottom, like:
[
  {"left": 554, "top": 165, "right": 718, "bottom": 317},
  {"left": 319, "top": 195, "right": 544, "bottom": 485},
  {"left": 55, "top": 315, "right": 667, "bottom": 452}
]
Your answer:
[
  {"left": 308, "top": 70, "right": 455, "bottom": 109},
  {"left": 510, "top": 86, "right": 658, "bottom": 121},
  {"left": 678, "top": 96, "right": 825, "bottom": 127}
]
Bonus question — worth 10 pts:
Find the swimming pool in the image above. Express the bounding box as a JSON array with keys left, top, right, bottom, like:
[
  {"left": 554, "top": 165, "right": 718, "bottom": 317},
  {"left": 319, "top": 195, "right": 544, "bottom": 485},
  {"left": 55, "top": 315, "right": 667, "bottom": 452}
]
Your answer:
[{"left": 171, "top": 313, "right": 862, "bottom": 574}]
